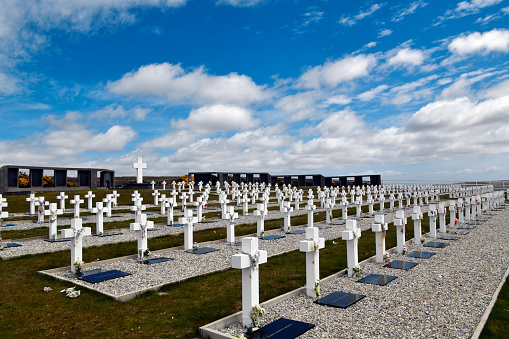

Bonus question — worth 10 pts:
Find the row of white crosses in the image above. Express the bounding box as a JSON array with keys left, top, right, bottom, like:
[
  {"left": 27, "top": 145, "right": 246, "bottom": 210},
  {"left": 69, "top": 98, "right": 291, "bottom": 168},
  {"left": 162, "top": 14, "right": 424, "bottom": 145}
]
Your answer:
[{"left": 0, "top": 194, "right": 8, "bottom": 223}]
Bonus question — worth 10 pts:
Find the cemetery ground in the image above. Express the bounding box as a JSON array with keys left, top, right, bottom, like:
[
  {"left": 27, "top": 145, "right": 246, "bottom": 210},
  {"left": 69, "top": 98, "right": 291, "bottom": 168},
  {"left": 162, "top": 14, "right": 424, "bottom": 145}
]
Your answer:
[{"left": 0, "top": 189, "right": 507, "bottom": 338}]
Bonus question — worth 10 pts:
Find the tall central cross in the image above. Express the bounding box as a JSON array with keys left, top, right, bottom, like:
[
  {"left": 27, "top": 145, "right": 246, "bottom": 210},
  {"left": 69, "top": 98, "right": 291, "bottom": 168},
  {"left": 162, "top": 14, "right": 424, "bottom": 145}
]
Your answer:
[{"left": 132, "top": 157, "right": 147, "bottom": 184}]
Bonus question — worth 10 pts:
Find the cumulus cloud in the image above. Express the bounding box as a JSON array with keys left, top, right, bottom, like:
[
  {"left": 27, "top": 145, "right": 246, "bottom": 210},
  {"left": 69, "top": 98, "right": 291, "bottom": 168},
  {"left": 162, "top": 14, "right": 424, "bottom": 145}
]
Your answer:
[
  {"left": 90, "top": 104, "right": 151, "bottom": 121},
  {"left": 297, "top": 55, "right": 376, "bottom": 89},
  {"left": 339, "top": 3, "right": 384, "bottom": 26},
  {"left": 388, "top": 48, "right": 425, "bottom": 67},
  {"left": 108, "top": 63, "right": 269, "bottom": 105},
  {"left": 171, "top": 104, "right": 260, "bottom": 135},
  {"left": 357, "top": 85, "right": 389, "bottom": 101},
  {"left": 448, "top": 29, "right": 509, "bottom": 54}
]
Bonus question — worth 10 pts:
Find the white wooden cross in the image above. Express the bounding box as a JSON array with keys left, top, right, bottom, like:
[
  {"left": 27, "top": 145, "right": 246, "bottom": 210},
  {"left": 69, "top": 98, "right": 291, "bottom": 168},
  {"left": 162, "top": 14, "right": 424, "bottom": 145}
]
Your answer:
[
  {"left": 130, "top": 213, "right": 154, "bottom": 259},
  {"left": 254, "top": 203, "right": 267, "bottom": 238},
  {"left": 160, "top": 194, "right": 167, "bottom": 214},
  {"left": 131, "top": 200, "right": 147, "bottom": 220},
  {"left": 372, "top": 214, "right": 388, "bottom": 263},
  {"left": 394, "top": 210, "right": 407, "bottom": 254},
  {"left": 103, "top": 194, "right": 115, "bottom": 217},
  {"left": 132, "top": 157, "right": 147, "bottom": 184},
  {"left": 219, "top": 192, "right": 230, "bottom": 219},
  {"left": 151, "top": 181, "right": 156, "bottom": 190},
  {"left": 165, "top": 197, "right": 177, "bottom": 226},
  {"left": 35, "top": 197, "right": 49, "bottom": 223},
  {"left": 341, "top": 198, "right": 349, "bottom": 221},
  {"left": 325, "top": 198, "right": 333, "bottom": 224},
  {"left": 26, "top": 193, "right": 37, "bottom": 215},
  {"left": 179, "top": 209, "right": 198, "bottom": 250},
  {"left": 449, "top": 200, "right": 456, "bottom": 228},
  {"left": 85, "top": 191, "right": 95, "bottom": 210},
  {"left": 354, "top": 197, "right": 362, "bottom": 218},
  {"left": 61, "top": 218, "right": 91, "bottom": 273},
  {"left": 306, "top": 199, "right": 316, "bottom": 228},
  {"left": 162, "top": 181, "right": 167, "bottom": 190},
  {"left": 70, "top": 195, "right": 84, "bottom": 218},
  {"left": 379, "top": 194, "right": 385, "bottom": 212},
  {"left": 180, "top": 192, "right": 188, "bottom": 212},
  {"left": 299, "top": 227, "right": 325, "bottom": 297},
  {"left": 465, "top": 198, "right": 471, "bottom": 220},
  {"left": 152, "top": 189, "right": 160, "bottom": 206},
  {"left": 226, "top": 206, "right": 239, "bottom": 243},
  {"left": 111, "top": 190, "right": 120, "bottom": 207},
  {"left": 45, "top": 203, "right": 63, "bottom": 241},
  {"left": 232, "top": 237, "right": 268, "bottom": 327},
  {"left": 91, "top": 201, "right": 109, "bottom": 235},
  {"left": 342, "top": 219, "right": 361, "bottom": 277},
  {"left": 428, "top": 204, "right": 438, "bottom": 238},
  {"left": 57, "top": 192, "right": 68, "bottom": 211},
  {"left": 283, "top": 201, "right": 293, "bottom": 233},
  {"left": 0, "top": 194, "right": 8, "bottom": 215},
  {"left": 194, "top": 196, "right": 205, "bottom": 221},
  {"left": 412, "top": 205, "right": 423, "bottom": 244},
  {"left": 438, "top": 202, "right": 446, "bottom": 233},
  {"left": 241, "top": 192, "right": 249, "bottom": 215}
]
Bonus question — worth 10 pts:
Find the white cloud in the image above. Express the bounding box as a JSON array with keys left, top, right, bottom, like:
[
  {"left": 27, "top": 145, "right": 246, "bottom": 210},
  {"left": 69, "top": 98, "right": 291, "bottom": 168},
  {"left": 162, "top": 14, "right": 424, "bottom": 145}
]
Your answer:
[
  {"left": 378, "top": 29, "right": 393, "bottom": 38},
  {"left": 339, "top": 3, "right": 384, "bottom": 26},
  {"left": 357, "top": 85, "right": 389, "bottom": 101},
  {"left": 437, "top": 0, "right": 503, "bottom": 23},
  {"left": 0, "top": 71, "right": 21, "bottom": 95},
  {"left": 448, "top": 29, "right": 509, "bottom": 54},
  {"left": 215, "top": 0, "right": 264, "bottom": 7},
  {"left": 485, "top": 79, "right": 509, "bottom": 98},
  {"left": 171, "top": 104, "right": 260, "bottom": 135},
  {"left": 475, "top": 14, "right": 501, "bottom": 24},
  {"left": 323, "top": 95, "right": 352, "bottom": 106},
  {"left": 108, "top": 63, "right": 269, "bottom": 105},
  {"left": 141, "top": 130, "right": 197, "bottom": 149},
  {"left": 388, "top": 48, "right": 425, "bottom": 67},
  {"left": 440, "top": 71, "right": 494, "bottom": 99},
  {"left": 297, "top": 55, "right": 376, "bottom": 89},
  {"left": 91, "top": 104, "right": 151, "bottom": 121},
  {"left": 392, "top": 1, "right": 428, "bottom": 22}
]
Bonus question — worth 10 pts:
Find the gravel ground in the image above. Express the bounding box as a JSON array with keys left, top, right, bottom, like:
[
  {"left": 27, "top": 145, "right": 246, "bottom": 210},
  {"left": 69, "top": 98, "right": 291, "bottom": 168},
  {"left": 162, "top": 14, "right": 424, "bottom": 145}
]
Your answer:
[{"left": 220, "top": 206, "right": 509, "bottom": 339}]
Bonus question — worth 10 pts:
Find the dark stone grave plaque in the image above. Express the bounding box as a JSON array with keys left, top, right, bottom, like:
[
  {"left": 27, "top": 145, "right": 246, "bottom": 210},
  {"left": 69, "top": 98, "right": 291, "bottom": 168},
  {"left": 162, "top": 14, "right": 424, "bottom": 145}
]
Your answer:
[
  {"left": 246, "top": 318, "right": 315, "bottom": 339},
  {"left": 483, "top": 213, "right": 494, "bottom": 216},
  {"left": 460, "top": 225, "right": 477, "bottom": 229},
  {"left": 407, "top": 251, "right": 435, "bottom": 259},
  {"left": 424, "top": 242, "right": 449, "bottom": 248},
  {"left": 438, "top": 235, "right": 458, "bottom": 240},
  {"left": 357, "top": 274, "right": 397, "bottom": 286},
  {"left": 449, "top": 231, "right": 469, "bottom": 235},
  {"left": 80, "top": 270, "right": 131, "bottom": 284},
  {"left": 199, "top": 221, "right": 216, "bottom": 224},
  {"left": 262, "top": 235, "right": 285, "bottom": 240},
  {"left": 317, "top": 226, "right": 332, "bottom": 230},
  {"left": 5, "top": 243, "right": 22, "bottom": 248},
  {"left": 171, "top": 223, "right": 184, "bottom": 227},
  {"left": 142, "top": 257, "right": 173, "bottom": 264},
  {"left": 314, "top": 291, "right": 366, "bottom": 308},
  {"left": 107, "top": 215, "right": 123, "bottom": 218},
  {"left": 82, "top": 218, "right": 89, "bottom": 221},
  {"left": 185, "top": 247, "right": 219, "bottom": 255},
  {"left": 331, "top": 221, "right": 345, "bottom": 226},
  {"left": 386, "top": 260, "right": 418, "bottom": 270},
  {"left": 93, "top": 232, "right": 123, "bottom": 237},
  {"left": 3, "top": 224, "right": 15, "bottom": 227},
  {"left": 287, "top": 230, "right": 306, "bottom": 235},
  {"left": 45, "top": 238, "right": 71, "bottom": 243}
]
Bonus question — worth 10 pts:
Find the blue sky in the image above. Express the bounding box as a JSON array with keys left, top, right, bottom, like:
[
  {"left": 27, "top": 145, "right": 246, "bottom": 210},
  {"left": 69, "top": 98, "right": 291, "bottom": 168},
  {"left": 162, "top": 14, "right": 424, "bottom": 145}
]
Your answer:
[{"left": 1, "top": 0, "right": 509, "bottom": 182}]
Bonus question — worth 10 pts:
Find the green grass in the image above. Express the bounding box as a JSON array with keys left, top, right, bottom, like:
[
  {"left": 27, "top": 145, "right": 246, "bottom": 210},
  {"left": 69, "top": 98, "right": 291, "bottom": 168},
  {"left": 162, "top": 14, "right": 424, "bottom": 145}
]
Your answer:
[{"left": 480, "top": 275, "right": 509, "bottom": 338}]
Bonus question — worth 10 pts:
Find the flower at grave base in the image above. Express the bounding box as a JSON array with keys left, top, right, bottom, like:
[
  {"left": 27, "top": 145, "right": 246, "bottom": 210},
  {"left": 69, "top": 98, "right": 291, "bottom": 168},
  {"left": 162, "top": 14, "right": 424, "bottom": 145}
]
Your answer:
[
  {"left": 43, "top": 287, "right": 53, "bottom": 292},
  {"left": 455, "top": 218, "right": 458, "bottom": 224},
  {"left": 402, "top": 246, "right": 407, "bottom": 255},
  {"left": 383, "top": 253, "right": 392, "bottom": 263},
  {"left": 0, "top": 246, "right": 4, "bottom": 251},
  {"left": 73, "top": 260, "right": 84, "bottom": 275},
  {"left": 314, "top": 280, "right": 321, "bottom": 297},
  {"left": 193, "top": 242, "right": 199, "bottom": 251},
  {"left": 352, "top": 265, "right": 363, "bottom": 277},
  {"left": 249, "top": 305, "right": 266, "bottom": 327}
]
